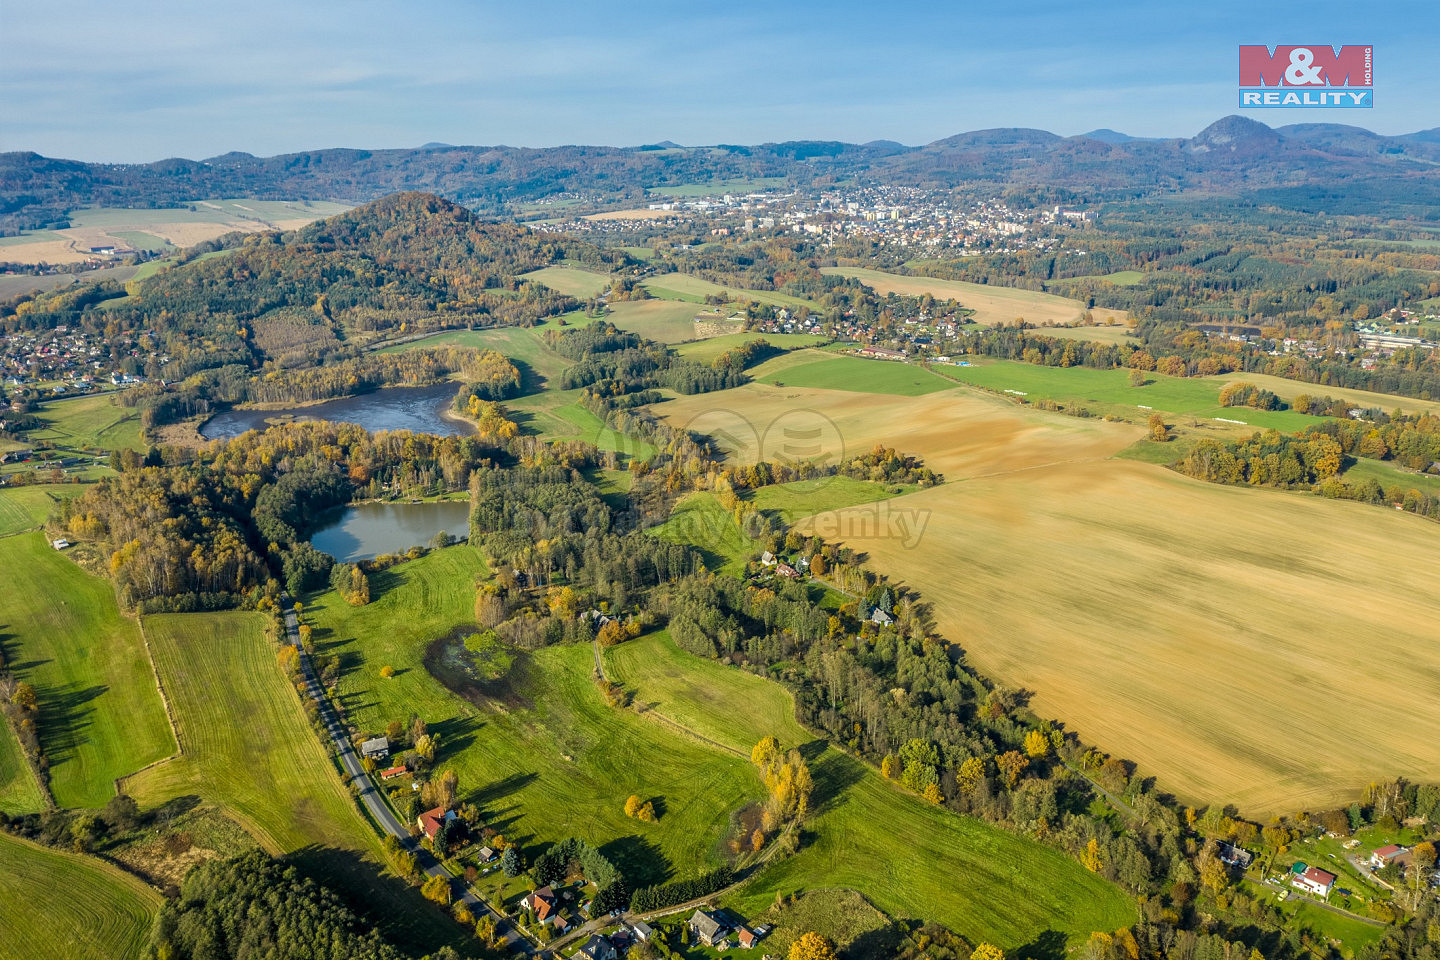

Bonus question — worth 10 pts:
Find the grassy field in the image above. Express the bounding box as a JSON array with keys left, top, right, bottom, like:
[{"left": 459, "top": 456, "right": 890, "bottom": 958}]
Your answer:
[
  {"left": 28, "top": 393, "right": 144, "bottom": 451},
  {"left": 605, "top": 633, "right": 1135, "bottom": 949},
  {"left": 1029, "top": 324, "right": 1136, "bottom": 345},
  {"left": 0, "top": 533, "right": 175, "bottom": 808},
  {"left": 650, "top": 492, "right": 759, "bottom": 576},
  {"left": 641, "top": 274, "right": 817, "bottom": 310},
  {"left": 0, "top": 719, "right": 46, "bottom": 813},
  {"left": 0, "top": 831, "right": 161, "bottom": 960},
  {"left": 823, "top": 267, "right": 1124, "bottom": 325},
  {"left": 751, "top": 352, "right": 956, "bottom": 396},
  {"left": 1099, "top": 270, "right": 1145, "bottom": 285},
  {"left": 520, "top": 265, "right": 612, "bottom": 298},
  {"left": 604, "top": 299, "right": 716, "bottom": 342},
  {"left": 1341, "top": 457, "right": 1440, "bottom": 495},
  {"left": 124, "top": 611, "right": 470, "bottom": 952},
  {"left": 674, "top": 332, "right": 830, "bottom": 365},
  {"left": 930, "top": 359, "right": 1323, "bottom": 431},
  {"left": 0, "top": 485, "right": 82, "bottom": 536},
  {"left": 750, "top": 477, "right": 913, "bottom": 524},
  {"left": 308, "top": 547, "right": 764, "bottom": 890},
  {"left": 1197, "top": 371, "right": 1440, "bottom": 419}
]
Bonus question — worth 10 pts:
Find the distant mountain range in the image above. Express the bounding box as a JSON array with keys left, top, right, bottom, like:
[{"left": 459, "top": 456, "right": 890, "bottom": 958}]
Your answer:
[{"left": 3, "top": 116, "right": 1438, "bottom": 231}]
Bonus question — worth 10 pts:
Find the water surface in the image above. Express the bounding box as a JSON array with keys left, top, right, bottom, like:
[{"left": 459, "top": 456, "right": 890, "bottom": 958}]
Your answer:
[
  {"left": 310, "top": 500, "right": 470, "bottom": 563},
  {"left": 201, "top": 383, "right": 472, "bottom": 440}
]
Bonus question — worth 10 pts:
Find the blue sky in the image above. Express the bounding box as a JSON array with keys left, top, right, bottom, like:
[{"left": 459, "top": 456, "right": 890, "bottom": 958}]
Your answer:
[{"left": 2, "top": 0, "right": 1434, "bottom": 161}]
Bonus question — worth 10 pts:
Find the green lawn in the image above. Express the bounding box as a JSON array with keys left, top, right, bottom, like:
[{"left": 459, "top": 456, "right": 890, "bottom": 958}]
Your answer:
[
  {"left": 603, "top": 299, "right": 715, "bottom": 342},
  {"left": 1099, "top": 270, "right": 1144, "bottom": 285},
  {"left": 641, "top": 274, "right": 817, "bottom": 310},
  {"left": 650, "top": 492, "right": 759, "bottom": 576},
  {"left": 0, "top": 831, "right": 161, "bottom": 960},
  {"left": 308, "top": 547, "right": 764, "bottom": 890},
  {"left": 506, "top": 387, "right": 657, "bottom": 461},
  {"left": 0, "top": 718, "right": 46, "bottom": 813},
  {"left": 674, "top": 332, "right": 830, "bottom": 365},
  {"left": 752, "top": 353, "right": 956, "bottom": 396},
  {"left": 0, "top": 533, "right": 175, "bottom": 808},
  {"left": 750, "top": 476, "right": 914, "bottom": 524},
  {"left": 520, "top": 265, "right": 612, "bottom": 299},
  {"left": 605, "top": 633, "right": 1136, "bottom": 949},
  {"left": 1032, "top": 325, "right": 1136, "bottom": 345},
  {"left": 379, "top": 324, "right": 573, "bottom": 388},
  {"left": 125, "top": 610, "right": 471, "bottom": 953},
  {"left": 931, "top": 360, "right": 1324, "bottom": 431},
  {"left": 29, "top": 393, "right": 144, "bottom": 452},
  {"left": 0, "top": 485, "right": 82, "bottom": 536},
  {"left": 1341, "top": 457, "right": 1440, "bottom": 496}
]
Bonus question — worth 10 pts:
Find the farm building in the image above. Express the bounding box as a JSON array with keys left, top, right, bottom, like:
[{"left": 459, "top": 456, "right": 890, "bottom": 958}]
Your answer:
[
  {"left": 1290, "top": 863, "right": 1336, "bottom": 898},
  {"left": 360, "top": 736, "right": 390, "bottom": 760},
  {"left": 857, "top": 346, "right": 907, "bottom": 360},
  {"left": 50, "top": 539, "right": 70, "bottom": 551},
  {"left": 379, "top": 764, "right": 407, "bottom": 780}
]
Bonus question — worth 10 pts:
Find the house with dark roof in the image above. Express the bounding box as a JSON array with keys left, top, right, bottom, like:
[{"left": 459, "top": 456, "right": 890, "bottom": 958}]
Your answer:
[
  {"left": 1216, "top": 840, "right": 1253, "bottom": 870},
  {"left": 575, "top": 934, "right": 619, "bottom": 960},
  {"left": 689, "top": 909, "right": 725, "bottom": 946},
  {"left": 628, "top": 920, "right": 653, "bottom": 941},
  {"left": 360, "top": 736, "right": 390, "bottom": 760}
]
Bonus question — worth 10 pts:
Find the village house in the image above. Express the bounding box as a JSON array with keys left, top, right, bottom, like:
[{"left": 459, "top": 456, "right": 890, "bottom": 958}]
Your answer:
[
  {"left": 760, "top": 550, "right": 777, "bottom": 566},
  {"left": 522, "top": 885, "right": 558, "bottom": 922},
  {"left": 737, "top": 926, "right": 759, "bottom": 949},
  {"left": 416, "top": 805, "right": 456, "bottom": 842},
  {"left": 1291, "top": 863, "right": 1336, "bottom": 898},
  {"left": 379, "top": 764, "right": 407, "bottom": 780},
  {"left": 689, "top": 909, "right": 726, "bottom": 947},
  {"left": 775, "top": 562, "right": 799, "bottom": 579},
  {"left": 628, "top": 920, "right": 653, "bottom": 942},
  {"left": 1371, "top": 844, "right": 1411, "bottom": 869},
  {"left": 476, "top": 846, "right": 496, "bottom": 863},
  {"left": 1217, "top": 840, "right": 1253, "bottom": 870},
  {"left": 360, "top": 736, "right": 389, "bottom": 760},
  {"left": 575, "top": 934, "right": 619, "bottom": 960},
  {"left": 869, "top": 607, "right": 894, "bottom": 626}
]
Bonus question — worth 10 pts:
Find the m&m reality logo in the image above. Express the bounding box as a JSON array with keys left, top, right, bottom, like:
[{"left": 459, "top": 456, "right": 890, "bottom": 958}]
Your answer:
[{"left": 1238, "top": 45, "right": 1372, "bottom": 108}]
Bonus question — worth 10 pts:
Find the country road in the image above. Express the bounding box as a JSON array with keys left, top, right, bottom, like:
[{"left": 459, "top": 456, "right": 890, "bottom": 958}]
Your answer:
[{"left": 280, "top": 598, "right": 536, "bottom": 957}]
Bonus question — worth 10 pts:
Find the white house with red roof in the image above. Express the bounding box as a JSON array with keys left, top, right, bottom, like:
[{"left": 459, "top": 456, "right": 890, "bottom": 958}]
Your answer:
[{"left": 1291, "top": 864, "right": 1336, "bottom": 898}]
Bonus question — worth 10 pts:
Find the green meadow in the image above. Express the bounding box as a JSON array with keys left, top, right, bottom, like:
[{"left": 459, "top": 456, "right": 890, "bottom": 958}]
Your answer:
[
  {"left": 752, "top": 352, "right": 955, "bottom": 396},
  {"left": 605, "top": 633, "right": 1135, "bottom": 949},
  {"left": 930, "top": 359, "right": 1324, "bottom": 431},
  {"left": 750, "top": 476, "right": 914, "bottom": 525},
  {"left": 0, "top": 831, "right": 162, "bottom": 960},
  {"left": 650, "top": 492, "right": 759, "bottom": 576},
  {"left": 0, "top": 533, "right": 175, "bottom": 808},
  {"left": 306, "top": 547, "right": 764, "bottom": 890}
]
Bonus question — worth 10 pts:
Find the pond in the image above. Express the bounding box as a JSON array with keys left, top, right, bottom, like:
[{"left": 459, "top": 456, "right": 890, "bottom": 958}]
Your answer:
[
  {"left": 200, "top": 383, "right": 473, "bottom": 440},
  {"left": 309, "top": 500, "right": 470, "bottom": 563}
]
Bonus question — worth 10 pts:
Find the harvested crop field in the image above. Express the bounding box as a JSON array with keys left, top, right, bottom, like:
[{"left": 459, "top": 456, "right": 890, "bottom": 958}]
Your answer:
[
  {"left": 798, "top": 455, "right": 1440, "bottom": 816},
  {"left": 824, "top": 266, "right": 1127, "bottom": 325},
  {"left": 655, "top": 379, "right": 1440, "bottom": 815}
]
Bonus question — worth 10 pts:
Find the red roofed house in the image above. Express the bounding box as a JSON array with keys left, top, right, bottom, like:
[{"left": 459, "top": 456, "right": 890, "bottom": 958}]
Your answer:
[
  {"left": 1370, "top": 844, "right": 1409, "bottom": 868},
  {"left": 737, "top": 926, "right": 758, "bottom": 949},
  {"left": 1292, "top": 865, "right": 1336, "bottom": 898},
  {"left": 380, "top": 765, "right": 408, "bottom": 780},
  {"left": 417, "top": 805, "right": 456, "bottom": 841},
  {"left": 522, "top": 885, "right": 558, "bottom": 922}
]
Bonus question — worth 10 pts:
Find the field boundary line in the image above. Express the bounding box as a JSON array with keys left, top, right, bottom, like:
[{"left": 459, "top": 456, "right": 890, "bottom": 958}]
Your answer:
[{"left": 116, "top": 617, "right": 184, "bottom": 797}]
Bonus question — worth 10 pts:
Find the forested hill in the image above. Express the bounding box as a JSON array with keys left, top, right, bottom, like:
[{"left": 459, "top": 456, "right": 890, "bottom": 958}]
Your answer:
[
  {"left": 5, "top": 117, "right": 1440, "bottom": 229},
  {"left": 2, "top": 192, "right": 621, "bottom": 376}
]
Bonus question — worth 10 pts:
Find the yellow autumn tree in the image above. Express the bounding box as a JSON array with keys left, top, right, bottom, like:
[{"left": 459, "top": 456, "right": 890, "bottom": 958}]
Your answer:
[
  {"left": 881, "top": 754, "right": 900, "bottom": 780},
  {"left": 1022, "top": 730, "right": 1050, "bottom": 759},
  {"left": 789, "top": 932, "right": 838, "bottom": 960},
  {"left": 972, "top": 944, "right": 1006, "bottom": 960},
  {"left": 1083, "top": 837, "right": 1104, "bottom": 873},
  {"left": 923, "top": 782, "right": 944, "bottom": 805}
]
